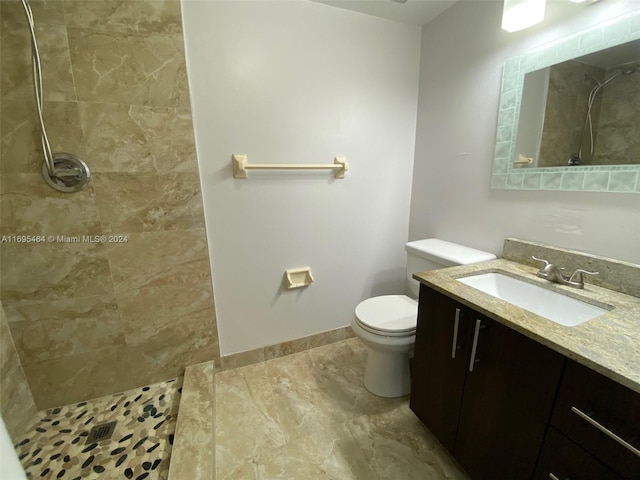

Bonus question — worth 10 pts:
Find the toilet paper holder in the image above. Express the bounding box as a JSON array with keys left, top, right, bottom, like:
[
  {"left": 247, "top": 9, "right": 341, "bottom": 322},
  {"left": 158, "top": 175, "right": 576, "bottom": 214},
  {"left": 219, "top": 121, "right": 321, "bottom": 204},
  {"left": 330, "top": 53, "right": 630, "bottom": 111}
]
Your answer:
[{"left": 285, "top": 267, "right": 314, "bottom": 289}]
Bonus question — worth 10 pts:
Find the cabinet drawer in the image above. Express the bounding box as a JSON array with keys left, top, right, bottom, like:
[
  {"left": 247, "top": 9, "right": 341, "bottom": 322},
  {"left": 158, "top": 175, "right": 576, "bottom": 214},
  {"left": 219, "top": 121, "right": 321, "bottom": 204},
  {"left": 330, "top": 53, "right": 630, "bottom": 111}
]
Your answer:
[
  {"left": 534, "top": 427, "right": 622, "bottom": 480},
  {"left": 551, "top": 360, "right": 640, "bottom": 479}
]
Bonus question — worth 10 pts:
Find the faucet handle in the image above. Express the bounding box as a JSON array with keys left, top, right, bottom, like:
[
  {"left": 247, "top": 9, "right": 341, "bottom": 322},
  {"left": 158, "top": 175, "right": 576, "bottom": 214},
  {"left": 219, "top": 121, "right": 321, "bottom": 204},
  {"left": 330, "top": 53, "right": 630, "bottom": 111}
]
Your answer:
[
  {"left": 532, "top": 256, "right": 550, "bottom": 268},
  {"left": 532, "top": 256, "right": 561, "bottom": 273},
  {"left": 569, "top": 269, "right": 599, "bottom": 286}
]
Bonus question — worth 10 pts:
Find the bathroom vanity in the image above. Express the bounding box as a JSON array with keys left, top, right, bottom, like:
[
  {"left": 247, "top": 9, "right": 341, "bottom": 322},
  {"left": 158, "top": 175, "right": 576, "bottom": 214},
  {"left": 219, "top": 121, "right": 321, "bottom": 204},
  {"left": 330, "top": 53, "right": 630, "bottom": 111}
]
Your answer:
[{"left": 410, "top": 240, "right": 640, "bottom": 480}]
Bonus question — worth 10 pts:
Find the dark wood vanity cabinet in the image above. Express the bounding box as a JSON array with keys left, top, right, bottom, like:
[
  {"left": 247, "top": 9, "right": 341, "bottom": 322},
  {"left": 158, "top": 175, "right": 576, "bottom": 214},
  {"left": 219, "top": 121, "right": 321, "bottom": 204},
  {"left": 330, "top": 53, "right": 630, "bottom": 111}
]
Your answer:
[
  {"left": 411, "top": 285, "right": 640, "bottom": 480},
  {"left": 410, "top": 286, "right": 565, "bottom": 480}
]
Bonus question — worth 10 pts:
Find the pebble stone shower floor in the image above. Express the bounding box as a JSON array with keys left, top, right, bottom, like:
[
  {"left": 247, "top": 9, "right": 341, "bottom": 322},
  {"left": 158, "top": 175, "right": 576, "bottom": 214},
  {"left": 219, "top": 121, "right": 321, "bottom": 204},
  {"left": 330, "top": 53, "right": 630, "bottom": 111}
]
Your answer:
[{"left": 14, "top": 378, "right": 183, "bottom": 480}]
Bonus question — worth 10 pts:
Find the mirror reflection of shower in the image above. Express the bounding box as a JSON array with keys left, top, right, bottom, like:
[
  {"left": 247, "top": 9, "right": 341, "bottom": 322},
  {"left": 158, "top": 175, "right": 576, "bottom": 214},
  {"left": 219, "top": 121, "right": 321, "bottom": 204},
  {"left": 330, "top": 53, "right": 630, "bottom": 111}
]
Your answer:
[
  {"left": 570, "top": 61, "right": 639, "bottom": 166},
  {"left": 20, "top": 0, "right": 91, "bottom": 192}
]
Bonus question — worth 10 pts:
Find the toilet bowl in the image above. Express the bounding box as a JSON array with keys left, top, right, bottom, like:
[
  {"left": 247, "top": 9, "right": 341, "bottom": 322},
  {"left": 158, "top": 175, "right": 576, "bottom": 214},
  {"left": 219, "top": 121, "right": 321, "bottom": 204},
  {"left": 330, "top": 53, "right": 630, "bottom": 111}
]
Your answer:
[
  {"left": 352, "top": 239, "right": 496, "bottom": 398},
  {"left": 352, "top": 295, "right": 417, "bottom": 397}
]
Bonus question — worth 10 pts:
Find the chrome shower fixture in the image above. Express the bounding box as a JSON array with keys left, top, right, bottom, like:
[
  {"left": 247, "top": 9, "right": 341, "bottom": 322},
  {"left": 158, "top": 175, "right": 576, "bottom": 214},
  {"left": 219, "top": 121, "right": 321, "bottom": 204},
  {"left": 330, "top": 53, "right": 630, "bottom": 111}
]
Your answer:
[
  {"left": 41, "top": 153, "right": 92, "bottom": 193},
  {"left": 572, "top": 63, "right": 639, "bottom": 165},
  {"left": 21, "top": 0, "right": 91, "bottom": 192}
]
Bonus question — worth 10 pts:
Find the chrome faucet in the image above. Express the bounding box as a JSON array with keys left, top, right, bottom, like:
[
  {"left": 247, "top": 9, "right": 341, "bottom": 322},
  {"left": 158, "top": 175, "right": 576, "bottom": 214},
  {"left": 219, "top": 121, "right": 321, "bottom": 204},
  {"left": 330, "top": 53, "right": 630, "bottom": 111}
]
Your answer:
[{"left": 532, "top": 256, "right": 598, "bottom": 289}]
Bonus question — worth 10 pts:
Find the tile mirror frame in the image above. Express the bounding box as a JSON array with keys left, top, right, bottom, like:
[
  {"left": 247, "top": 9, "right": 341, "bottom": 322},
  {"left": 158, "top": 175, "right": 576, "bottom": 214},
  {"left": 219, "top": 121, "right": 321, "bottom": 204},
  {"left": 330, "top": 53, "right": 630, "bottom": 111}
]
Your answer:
[{"left": 491, "top": 9, "right": 640, "bottom": 193}]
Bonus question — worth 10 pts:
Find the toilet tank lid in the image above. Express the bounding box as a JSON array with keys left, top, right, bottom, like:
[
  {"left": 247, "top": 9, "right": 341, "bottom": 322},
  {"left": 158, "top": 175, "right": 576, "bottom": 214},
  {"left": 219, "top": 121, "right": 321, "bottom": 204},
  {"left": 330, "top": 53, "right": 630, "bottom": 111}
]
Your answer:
[{"left": 405, "top": 239, "right": 496, "bottom": 266}]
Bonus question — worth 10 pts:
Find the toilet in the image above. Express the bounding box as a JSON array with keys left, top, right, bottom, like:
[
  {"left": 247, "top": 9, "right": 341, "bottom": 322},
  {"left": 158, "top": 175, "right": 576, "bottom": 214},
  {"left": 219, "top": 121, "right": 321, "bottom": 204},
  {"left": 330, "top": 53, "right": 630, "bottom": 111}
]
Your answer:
[{"left": 352, "top": 239, "right": 496, "bottom": 398}]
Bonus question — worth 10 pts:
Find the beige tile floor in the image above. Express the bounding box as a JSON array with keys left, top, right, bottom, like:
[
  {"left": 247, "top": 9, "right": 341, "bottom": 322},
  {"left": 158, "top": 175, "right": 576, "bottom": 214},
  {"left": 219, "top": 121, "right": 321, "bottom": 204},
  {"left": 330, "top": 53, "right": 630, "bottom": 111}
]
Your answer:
[{"left": 216, "top": 337, "right": 470, "bottom": 479}]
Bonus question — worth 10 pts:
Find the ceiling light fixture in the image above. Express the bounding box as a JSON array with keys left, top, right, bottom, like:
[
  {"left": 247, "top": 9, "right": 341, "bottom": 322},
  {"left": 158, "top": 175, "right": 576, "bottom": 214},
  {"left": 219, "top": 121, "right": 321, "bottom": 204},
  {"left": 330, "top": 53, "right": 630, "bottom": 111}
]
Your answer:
[{"left": 501, "top": 0, "right": 546, "bottom": 32}]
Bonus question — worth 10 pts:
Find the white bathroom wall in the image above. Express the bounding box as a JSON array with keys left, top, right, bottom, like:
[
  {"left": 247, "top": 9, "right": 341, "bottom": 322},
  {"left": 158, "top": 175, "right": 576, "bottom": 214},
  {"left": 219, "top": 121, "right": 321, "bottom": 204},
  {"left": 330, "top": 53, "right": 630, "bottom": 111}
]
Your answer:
[
  {"left": 410, "top": 0, "right": 640, "bottom": 264},
  {"left": 0, "top": 415, "right": 27, "bottom": 480},
  {"left": 182, "top": 0, "right": 421, "bottom": 354}
]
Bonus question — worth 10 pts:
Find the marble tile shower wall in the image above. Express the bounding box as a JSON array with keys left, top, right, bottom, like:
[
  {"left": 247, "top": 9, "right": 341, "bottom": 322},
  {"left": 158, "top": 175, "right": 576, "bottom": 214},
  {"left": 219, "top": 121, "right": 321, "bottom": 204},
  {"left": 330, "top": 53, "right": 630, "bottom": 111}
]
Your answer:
[
  {"left": 538, "top": 61, "right": 604, "bottom": 168},
  {"left": 0, "top": 305, "right": 37, "bottom": 441},
  {"left": 597, "top": 63, "right": 640, "bottom": 166},
  {"left": 539, "top": 59, "right": 640, "bottom": 168},
  {"left": 0, "top": 0, "right": 220, "bottom": 409}
]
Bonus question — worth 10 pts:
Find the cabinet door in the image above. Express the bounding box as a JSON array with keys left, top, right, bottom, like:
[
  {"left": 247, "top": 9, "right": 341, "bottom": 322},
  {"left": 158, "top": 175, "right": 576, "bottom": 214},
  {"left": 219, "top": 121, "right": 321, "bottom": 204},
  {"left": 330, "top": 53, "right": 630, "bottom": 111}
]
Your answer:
[
  {"left": 454, "top": 313, "right": 565, "bottom": 480},
  {"left": 534, "top": 427, "right": 622, "bottom": 480},
  {"left": 550, "top": 360, "right": 640, "bottom": 480},
  {"left": 410, "top": 287, "right": 473, "bottom": 453}
]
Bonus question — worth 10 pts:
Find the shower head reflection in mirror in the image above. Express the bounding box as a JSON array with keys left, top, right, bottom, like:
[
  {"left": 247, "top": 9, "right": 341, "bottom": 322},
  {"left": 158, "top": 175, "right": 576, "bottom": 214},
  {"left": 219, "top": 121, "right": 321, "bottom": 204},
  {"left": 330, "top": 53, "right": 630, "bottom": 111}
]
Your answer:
[
  {"left": 519, "top": 50, "right": 640, "bottom": 169},
  {"left": 491, "top": 8, "right": 640, "bottom": 193},
  {"left": 572, "top": 62, "right": 639, "bottom": 167}
]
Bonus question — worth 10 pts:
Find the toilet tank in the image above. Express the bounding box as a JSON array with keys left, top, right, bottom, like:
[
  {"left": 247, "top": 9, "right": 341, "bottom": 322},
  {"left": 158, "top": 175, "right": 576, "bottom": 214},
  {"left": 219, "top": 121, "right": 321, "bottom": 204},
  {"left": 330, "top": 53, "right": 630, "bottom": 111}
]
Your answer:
[{"left": 405, "top": 239, "right": 496, "bottom": 298}]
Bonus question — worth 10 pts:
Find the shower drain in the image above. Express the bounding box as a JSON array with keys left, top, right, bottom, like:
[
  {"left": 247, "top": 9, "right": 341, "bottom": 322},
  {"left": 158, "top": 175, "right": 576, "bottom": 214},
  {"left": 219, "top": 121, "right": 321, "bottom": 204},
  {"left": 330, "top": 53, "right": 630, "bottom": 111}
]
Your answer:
[{"left": 86, "top": 421, "right": 117, "bottom": 444}]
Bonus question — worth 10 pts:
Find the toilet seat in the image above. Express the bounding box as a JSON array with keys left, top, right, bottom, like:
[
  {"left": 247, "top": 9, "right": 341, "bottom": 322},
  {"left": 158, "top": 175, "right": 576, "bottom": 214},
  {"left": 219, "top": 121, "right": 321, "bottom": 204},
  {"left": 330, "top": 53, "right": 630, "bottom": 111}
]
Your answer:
[{"left": 354, "top": 295, "right": 418, "bottom": 337}]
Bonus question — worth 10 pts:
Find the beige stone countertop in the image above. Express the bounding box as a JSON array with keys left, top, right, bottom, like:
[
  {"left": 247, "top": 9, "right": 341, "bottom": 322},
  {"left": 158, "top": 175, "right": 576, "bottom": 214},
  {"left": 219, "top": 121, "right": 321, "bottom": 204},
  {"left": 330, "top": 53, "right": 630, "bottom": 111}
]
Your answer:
[{"left": 414, "top": 258, "right": 640, "bottom": 394}]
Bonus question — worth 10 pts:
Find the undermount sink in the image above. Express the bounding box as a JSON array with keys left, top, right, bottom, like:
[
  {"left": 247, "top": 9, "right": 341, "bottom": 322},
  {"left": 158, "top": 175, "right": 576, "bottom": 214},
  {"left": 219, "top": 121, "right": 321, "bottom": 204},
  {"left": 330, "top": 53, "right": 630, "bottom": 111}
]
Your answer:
[{"left": 457, "top": 272, "right": 609, "bottom": 327}]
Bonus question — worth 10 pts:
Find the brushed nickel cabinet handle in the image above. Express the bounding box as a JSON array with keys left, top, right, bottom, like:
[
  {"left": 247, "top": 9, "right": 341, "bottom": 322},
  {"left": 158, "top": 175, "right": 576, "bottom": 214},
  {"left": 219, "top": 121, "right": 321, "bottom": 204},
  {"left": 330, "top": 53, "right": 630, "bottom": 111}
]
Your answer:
[
  {"left": 451, "top": 308, "right": 461, "bottom": 359},
  {"left": 549, "top": 473, "right": 572, "bottom": 480},
  {"left": 571, "top": 406, "right": 640, "bottom": 458},
  {"left": 468, "top": 319, "right": 482, "bottom": 372}
]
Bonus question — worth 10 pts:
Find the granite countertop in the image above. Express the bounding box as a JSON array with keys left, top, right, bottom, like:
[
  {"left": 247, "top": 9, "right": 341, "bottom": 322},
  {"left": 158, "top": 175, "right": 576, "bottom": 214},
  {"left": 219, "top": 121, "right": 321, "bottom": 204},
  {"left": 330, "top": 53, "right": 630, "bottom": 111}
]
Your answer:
[{"left": 414, "top": 258, "right": 640, "bottom": 394}]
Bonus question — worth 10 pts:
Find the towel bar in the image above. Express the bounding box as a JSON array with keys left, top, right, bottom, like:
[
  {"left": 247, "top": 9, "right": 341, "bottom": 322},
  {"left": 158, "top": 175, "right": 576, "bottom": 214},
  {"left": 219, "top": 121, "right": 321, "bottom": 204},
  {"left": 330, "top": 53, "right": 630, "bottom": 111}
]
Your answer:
[{"left": 232, "top": 154, "right": 348, "bottom": 179}]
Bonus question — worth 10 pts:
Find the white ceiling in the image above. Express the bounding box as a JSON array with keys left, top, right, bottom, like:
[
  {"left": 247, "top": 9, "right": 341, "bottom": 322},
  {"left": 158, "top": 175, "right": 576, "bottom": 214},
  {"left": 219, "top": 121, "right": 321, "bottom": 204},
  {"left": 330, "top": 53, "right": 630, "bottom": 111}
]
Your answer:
[{"left": 311, "top": 0, "right": 459, "bottom": 26}]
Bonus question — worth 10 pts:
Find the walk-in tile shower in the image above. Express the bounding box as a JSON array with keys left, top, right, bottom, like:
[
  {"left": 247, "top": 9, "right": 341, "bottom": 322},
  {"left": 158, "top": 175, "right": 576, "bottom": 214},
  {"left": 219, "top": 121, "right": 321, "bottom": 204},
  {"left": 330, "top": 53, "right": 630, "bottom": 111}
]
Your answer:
[{"left": 0, "top": 0, "right": 219, "bottom": 476}]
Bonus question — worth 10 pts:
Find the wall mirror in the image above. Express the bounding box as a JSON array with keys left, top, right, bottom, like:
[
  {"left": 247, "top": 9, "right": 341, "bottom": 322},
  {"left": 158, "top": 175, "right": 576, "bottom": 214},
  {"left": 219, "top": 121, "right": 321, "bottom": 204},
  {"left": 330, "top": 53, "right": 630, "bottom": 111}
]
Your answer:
[{"left": 492, "top": 9, "right": 640, "bottom": 193}]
